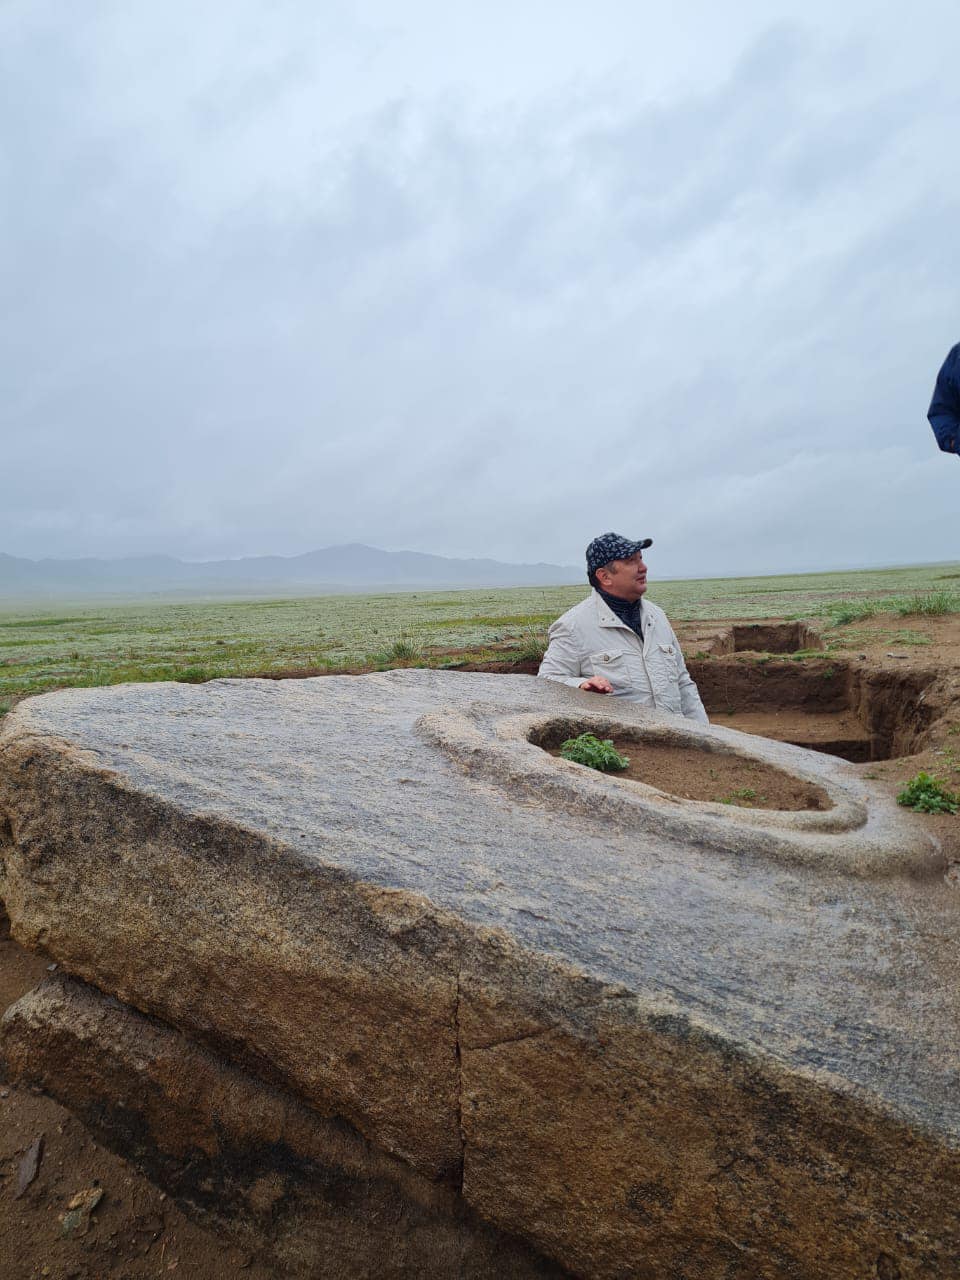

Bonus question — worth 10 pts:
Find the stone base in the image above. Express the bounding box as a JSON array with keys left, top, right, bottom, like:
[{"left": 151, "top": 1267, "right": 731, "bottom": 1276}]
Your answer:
[
  {"left": 3, "top": 673, "right": 960, "bottom": 1277},
  {"left": 0, "top": 976, "right": 564, "bottom": 1279}
]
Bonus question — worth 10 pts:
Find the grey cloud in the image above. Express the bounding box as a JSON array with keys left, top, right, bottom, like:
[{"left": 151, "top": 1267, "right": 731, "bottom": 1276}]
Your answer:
[{"left": 2, "top": 4, "right": 959, "bottom": 574}]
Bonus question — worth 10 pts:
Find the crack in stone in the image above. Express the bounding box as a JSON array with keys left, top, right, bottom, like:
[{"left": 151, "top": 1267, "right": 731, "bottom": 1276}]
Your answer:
[{"left": 454, "top": 965, "right": 465, "bottom": 1193}]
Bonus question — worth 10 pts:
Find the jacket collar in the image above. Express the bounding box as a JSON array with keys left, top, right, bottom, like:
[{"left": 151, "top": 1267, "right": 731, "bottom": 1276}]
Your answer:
[{"left": 592, "top": 589, "right": 637, "bottom": 630}]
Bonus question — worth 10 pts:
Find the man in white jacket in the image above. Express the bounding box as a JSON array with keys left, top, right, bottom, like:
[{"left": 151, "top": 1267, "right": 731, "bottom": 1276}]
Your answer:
[{"left": 538, "top": 532, "right": 708, "bottom": 723}]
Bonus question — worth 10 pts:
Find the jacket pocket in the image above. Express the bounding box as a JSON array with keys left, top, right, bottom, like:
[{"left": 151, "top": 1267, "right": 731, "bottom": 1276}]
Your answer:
[
  {"left": 590, "top": 649, "right": 627, "bottom": 666},
  {"left": 657, "top": 643, "right": 679, "bottom": 680},
  {"left": 588, "top": 650, "right": 628, "bottom": 690}
]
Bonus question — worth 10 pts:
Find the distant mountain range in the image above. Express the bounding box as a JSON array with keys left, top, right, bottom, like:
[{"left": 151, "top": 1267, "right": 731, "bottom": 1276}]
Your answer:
[{"left": 0, "top": 544, "right": 580, "bottom": 600}]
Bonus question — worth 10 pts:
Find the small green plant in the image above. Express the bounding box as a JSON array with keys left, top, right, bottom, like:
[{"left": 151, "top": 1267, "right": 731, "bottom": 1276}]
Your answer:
[
  {"left": 934, "top": 748, "right": 960, "bottom": 774},
  {"left": 560, "top": 733, "right": 630, "bottom": 772},
  {"left": 717, "top": 787, "right": 763, "bottom": 805},
  {"left": 896, "top": 772, "right": 959, "bottom": 815}
]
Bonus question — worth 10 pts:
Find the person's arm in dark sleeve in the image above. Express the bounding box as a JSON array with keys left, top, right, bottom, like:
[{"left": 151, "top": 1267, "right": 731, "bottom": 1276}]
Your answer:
[{"left": 928, "top": 344, "right": 960, "bottom": 455}]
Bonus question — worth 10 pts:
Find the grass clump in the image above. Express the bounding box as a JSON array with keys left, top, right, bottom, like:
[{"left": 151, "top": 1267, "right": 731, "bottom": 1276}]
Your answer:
[
  {"left": 896, "top": 772, "right": 959, "bottom": 815},
  {"left": 886, "top": 629, "right": 931, "bottom": 647},
  {"left": 174, "top": 665, "right": 218, "bottom": 683},
  {"left": 895, "top": 591, "right": 960, "bottom": 618},
  {"left": 820, "top": 599, "right": 888, "bottom": 627},
  {"left": 377, "top": 632, "right": 423, "bottom": 664},
  {"left": 510, "top": 629, "right": 549, "bottom": 664},
  {"left": 560, "top": 733, "right": 630, "bottom": 772},
  {"left": 820, "top": 590, "right": 960, "bottom": 628}
]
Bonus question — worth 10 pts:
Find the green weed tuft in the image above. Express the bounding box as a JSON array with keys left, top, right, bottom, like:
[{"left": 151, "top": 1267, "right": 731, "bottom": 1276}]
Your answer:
[
  {"left": 896, "top": 772, "right": 959, "bottom": 814},
  {"left": 560, "top": 733, "right": 629, "bottom": 772},
  {"left": 385, "top": 633, "right": 422, "bottom": 662},
  {"left": 368, "top": 633, "right": 424, "bottom": 667},
  {"left": 717, "top": 787, "right": 764, "bottom": 805}
]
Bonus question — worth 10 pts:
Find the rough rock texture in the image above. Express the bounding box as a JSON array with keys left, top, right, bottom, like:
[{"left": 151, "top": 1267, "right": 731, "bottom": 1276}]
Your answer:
[
  {"left": 1, "top": 671, "right": 959, "bottom": 1277},
  {"left": 1, "top": 974, "right": 563, "bottom": 1278}
]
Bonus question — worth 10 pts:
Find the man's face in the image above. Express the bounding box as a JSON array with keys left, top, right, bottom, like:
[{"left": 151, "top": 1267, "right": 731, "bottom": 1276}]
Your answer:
[{"left": 597, "top": 551, "right": 647, "bottom": 601}]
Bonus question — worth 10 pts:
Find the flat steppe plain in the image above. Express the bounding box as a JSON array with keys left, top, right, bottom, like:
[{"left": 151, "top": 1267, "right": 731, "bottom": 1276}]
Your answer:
[{"left": 3, "top": 561, "right": 960, "bottom": 714}]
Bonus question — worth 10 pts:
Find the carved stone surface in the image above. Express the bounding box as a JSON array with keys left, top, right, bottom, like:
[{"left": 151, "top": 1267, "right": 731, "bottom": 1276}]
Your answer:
[{"left": 1, "top": 671, "right": 958, "bottom": 1277}]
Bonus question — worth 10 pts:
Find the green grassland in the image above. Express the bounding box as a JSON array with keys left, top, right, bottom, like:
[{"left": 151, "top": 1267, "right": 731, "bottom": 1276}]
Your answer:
[{"left": 1, "top": 562, "right": 959, "bottom": 717}]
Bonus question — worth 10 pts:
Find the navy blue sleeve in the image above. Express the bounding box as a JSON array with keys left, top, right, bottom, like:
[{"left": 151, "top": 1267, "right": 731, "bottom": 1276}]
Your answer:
[{"left": 928, "top": 344, "right": 960, "bottom": 455}]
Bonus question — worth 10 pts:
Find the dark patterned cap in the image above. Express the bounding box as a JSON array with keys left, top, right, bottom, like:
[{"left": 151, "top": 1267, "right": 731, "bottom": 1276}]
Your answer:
[{"left": 586, "top": 532, "right": 653, "bottom": 574}]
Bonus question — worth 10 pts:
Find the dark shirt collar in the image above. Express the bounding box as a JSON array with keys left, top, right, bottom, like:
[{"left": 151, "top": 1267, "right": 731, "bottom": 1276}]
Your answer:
[{"left": 597, "top": 586, "right": 644, "bottom": 635}]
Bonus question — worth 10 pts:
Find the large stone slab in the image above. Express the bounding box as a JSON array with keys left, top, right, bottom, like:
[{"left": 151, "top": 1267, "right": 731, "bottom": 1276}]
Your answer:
[{"left": 1, "top": 671, "right": 958, "bottom": 1277}]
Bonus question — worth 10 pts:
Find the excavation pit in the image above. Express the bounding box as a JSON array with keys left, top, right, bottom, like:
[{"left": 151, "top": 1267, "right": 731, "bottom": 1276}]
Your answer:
[
  {"left": 689, "top": 655, "right": 942, "bottom": 763},
  {"left": 711, "top": 621, "right": 824, "bottom": 656},
  {"left": 535, "top": 726, "right": 831, "bottom": 811}
]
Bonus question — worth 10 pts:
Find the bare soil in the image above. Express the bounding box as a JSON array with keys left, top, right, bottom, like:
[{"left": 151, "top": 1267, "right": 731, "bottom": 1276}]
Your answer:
[
  {"left": 549, "top": 738, "right": 830, "bottom": 810},
  {"left": 0, "top": 931, "right": 276, "bottom": 1280}
]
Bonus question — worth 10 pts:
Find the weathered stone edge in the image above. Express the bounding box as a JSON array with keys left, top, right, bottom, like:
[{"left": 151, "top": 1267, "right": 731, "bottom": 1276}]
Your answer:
[{"left": 0, "top": 975, "right": 567, "bottom": 1280}]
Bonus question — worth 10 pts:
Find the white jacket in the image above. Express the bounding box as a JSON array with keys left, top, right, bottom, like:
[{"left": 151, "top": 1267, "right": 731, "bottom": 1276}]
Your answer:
[{"left": 538, "top": 590, "right": 708, "bottom": 723}]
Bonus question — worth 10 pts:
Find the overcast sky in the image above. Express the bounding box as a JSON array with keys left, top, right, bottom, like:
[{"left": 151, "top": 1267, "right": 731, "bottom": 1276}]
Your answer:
[{"left": 2, "top": 1, "right": 958, "bottom": 578}]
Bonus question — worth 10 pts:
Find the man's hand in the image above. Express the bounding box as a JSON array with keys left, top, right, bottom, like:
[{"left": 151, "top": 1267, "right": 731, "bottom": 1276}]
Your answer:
[{"left": 579, "top": 676, "right": 613, "bottom": 694}]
